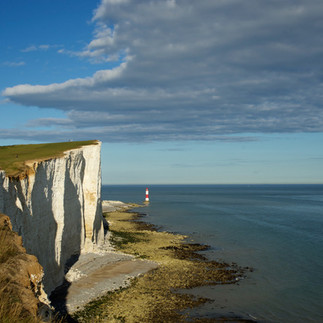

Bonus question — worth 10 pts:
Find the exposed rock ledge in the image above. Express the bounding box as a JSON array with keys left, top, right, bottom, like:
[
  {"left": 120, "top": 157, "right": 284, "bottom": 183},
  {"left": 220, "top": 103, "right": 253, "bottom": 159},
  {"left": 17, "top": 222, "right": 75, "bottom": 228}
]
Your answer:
[
  {"left": 0, "top": 141, "right": 105, "bottom": 296},
  {"left": 53, "top": 251, "right": 158, "bottom": 314},
  {"left": 102, "top": 200, "right": 130, "bottom": 212}
]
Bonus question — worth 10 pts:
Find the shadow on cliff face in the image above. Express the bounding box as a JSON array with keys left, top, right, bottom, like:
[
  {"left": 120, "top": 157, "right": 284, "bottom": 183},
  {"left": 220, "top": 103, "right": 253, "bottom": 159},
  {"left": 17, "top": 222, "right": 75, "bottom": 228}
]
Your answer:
[
  {"left": 61, "top": 156, "right": 83, "bottom": 269},
  {"left": 49, "top": 279, "right": 76, "bottom": 322},
  {"left": 1, "top": 172, "right": 60, "bottom": 320},
  {"left": 2, "top": 165, "right": 60, "bottom": 296},
  {"left": 1, "top": 153, "right": 103, "bottom": 320},
  {"left": 30, "top": 164, "right": 59, "bottom": 297},
  {"left": 49, "top": 156, "right": 84, "bottom": 319}
]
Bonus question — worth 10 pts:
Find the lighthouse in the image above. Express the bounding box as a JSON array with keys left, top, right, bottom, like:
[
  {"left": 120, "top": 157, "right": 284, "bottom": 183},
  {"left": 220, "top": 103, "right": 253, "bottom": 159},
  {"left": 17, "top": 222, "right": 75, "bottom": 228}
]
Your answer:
[{"left": 145, "top": 187, "right": 149, "bottom": 202}]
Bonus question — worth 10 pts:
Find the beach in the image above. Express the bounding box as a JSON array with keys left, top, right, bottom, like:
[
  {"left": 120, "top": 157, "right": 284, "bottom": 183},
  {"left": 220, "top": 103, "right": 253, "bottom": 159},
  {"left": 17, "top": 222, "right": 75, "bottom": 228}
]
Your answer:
[
  {"left": 70, "top": 201, "right": 248, "bottom": 322},
  {"left": 50, "top": 201, "right": 158, "bottom": 316}
]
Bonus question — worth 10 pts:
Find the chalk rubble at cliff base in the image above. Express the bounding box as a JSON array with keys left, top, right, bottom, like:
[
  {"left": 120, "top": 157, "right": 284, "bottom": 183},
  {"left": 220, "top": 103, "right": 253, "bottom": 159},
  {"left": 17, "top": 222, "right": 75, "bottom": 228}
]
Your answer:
[
  {"left": 102, "top": 200, "right": 134, "bottom": 213},
  {"left": 50, "top": 200, "right": 157, "bottom": 314},
  {"left": 60, "top": 251, "right": 158, "bottom": 313}
]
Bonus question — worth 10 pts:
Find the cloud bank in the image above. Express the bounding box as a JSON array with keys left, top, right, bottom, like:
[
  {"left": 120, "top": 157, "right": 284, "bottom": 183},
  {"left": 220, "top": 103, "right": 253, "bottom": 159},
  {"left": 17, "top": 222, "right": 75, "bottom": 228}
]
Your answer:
[{"left": 3, "top": 0, "right": 323, "bottom": 142}]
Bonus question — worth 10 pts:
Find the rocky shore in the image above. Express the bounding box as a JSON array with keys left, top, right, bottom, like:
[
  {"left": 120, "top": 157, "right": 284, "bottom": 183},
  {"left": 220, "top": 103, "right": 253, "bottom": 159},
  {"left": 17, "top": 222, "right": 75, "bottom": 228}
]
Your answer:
[
  {"left": 51, "top": 201, "right": 157, "bottom": 316},
  {"left": 71, "top": 201, "right": 249, "bottom": 322}
]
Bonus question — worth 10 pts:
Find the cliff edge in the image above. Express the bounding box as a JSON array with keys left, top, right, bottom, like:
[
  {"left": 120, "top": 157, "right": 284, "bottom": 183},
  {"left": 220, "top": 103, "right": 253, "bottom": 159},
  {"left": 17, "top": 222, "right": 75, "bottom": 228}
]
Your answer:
[{"left": 0, "top": 140, "right": 105, "bottom": 296}]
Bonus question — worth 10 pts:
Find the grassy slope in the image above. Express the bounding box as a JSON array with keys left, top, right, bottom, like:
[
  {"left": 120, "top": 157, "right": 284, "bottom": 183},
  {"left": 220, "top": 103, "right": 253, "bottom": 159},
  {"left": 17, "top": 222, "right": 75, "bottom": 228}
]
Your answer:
[{"left": 0, "top": 140, "right": 98, "bottom": 178}]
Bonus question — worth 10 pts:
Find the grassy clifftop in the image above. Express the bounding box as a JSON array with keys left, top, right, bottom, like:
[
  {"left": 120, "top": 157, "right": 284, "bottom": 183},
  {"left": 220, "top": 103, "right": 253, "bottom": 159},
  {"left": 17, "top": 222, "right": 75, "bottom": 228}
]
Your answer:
[{"left": 0, "top": 140, "right": 99, "bottom": 178}]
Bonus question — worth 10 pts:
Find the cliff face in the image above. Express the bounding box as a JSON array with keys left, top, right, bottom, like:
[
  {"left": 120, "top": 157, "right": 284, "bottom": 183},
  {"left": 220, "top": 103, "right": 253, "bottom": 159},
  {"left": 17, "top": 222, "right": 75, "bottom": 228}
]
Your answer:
[{"left": 0, "top": 142, "right": 104, "bottom": 295}]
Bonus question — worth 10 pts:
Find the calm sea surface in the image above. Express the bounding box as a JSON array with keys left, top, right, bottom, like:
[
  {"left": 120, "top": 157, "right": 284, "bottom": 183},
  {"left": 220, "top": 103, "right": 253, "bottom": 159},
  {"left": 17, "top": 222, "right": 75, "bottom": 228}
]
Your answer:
[{"left": 102, "top": 185, "right": 323, "bottom": 322}]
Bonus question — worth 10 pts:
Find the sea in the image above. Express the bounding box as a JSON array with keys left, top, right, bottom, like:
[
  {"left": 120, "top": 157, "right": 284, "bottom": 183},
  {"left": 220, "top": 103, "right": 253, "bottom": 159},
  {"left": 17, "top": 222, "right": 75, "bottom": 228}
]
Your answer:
[{"left": 101, "top": 184, "right": 323, "bottom": 323}]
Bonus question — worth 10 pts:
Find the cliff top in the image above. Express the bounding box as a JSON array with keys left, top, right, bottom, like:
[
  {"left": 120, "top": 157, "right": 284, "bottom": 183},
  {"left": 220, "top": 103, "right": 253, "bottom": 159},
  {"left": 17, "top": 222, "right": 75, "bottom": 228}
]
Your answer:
[{"left": 0, "top": 140, "right": 99, "bottom": 178}]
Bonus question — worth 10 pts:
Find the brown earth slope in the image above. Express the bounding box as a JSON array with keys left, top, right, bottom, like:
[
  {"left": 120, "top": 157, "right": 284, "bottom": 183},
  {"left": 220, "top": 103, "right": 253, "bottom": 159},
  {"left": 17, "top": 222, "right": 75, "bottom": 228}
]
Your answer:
[{"left": 0, "top": 213, "right": 46, "bottom": 322}]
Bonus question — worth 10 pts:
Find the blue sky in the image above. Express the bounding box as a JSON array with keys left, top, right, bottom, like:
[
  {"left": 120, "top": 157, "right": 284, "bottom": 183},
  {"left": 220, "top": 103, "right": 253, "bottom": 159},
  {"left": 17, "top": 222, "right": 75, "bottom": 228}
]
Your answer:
[{"left": 1, "top": 0, "right": 323, "bottom": 184}]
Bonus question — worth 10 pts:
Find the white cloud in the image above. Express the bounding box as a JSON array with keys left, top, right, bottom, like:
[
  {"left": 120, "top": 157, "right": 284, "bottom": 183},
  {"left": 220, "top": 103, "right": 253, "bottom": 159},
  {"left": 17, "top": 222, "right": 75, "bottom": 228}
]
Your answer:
[
  {"left": 88, "top": 24, "right": 115, "bottom": 49},
  {"left": 39, "top": 44, "right": 50, "bottom": 50},
  {"left": 3, "top": 61, "right": 25, "bottom": 67},
  {"left": 60, "top": 23, "right": 124, "bottom": 63},
  {"left": 93, "top": 0, "right": 130, "bottom": 21},
  {"left": 21, "top": 44, "right": 53, "bottom": 52},
  {"left": 3, "top": 63, "right": 127, "bottom": 97},
  {"left": 166, "top": 0, "right": 176, "bottom": 9},
  {"left": 3, "top": 0, "right": 323, "bottom": 142},
  {"left": 21, "top": 45, "right": 38, "bottom": 52},
  {"left": 26, "top": 117, "right": 73, "bottom": 128}
]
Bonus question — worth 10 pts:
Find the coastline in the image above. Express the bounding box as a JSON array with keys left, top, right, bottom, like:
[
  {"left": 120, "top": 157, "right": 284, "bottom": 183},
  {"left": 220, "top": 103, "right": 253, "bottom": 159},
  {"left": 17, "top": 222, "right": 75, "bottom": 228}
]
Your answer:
[
  {"left": 72, "top": 201, "right": 251, "bottom": 322},
  {"left": 51, "top": 201, "right": 158, "bottom": 315}
]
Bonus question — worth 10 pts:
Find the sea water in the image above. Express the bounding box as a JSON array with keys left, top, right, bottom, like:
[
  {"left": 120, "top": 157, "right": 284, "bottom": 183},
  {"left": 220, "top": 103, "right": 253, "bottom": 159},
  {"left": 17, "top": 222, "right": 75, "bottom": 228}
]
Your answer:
[{"left": 101, "top": 185, "right": 323, "bottom": 322}]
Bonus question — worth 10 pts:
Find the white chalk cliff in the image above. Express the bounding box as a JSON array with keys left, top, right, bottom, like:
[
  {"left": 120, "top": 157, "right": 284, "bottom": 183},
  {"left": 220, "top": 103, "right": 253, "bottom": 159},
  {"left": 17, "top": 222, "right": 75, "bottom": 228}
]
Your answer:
[{"left": 0, "top": 141, "right": 105, "bottom": 295}]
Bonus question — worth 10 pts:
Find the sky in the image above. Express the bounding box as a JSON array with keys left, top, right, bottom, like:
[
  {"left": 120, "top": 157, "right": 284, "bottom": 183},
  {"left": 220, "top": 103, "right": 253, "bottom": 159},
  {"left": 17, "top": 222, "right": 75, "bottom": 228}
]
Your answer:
[{"left": 1, "top": 0, "right": 323, "bottom": 184}]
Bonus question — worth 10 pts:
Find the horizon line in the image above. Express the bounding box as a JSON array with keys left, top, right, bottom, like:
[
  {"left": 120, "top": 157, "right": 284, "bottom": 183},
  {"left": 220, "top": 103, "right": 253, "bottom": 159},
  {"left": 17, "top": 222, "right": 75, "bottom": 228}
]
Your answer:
[{"left": 102, "top": 183, "right": 323, "bottom": 186}]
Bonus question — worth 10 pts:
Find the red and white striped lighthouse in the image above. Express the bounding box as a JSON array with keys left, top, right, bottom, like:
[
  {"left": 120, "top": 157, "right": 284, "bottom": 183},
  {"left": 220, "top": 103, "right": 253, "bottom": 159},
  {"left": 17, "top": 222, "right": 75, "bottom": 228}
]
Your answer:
[{"left": 145, "top": 187, "right": 149, "bottom": 202}]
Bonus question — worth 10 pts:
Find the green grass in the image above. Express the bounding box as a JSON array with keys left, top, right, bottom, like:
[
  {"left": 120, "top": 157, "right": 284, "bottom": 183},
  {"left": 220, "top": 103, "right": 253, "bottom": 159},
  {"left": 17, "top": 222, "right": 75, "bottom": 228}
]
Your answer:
[{"left": 0, "top": 140, "right": 99, "bottom": 178}]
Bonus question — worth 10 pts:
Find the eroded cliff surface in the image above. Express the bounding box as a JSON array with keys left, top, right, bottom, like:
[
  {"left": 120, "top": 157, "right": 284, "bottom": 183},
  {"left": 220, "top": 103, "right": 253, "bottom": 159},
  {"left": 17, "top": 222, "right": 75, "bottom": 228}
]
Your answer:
[{"left": 0, "top": 141, "right": 105, "bottom": 295}]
